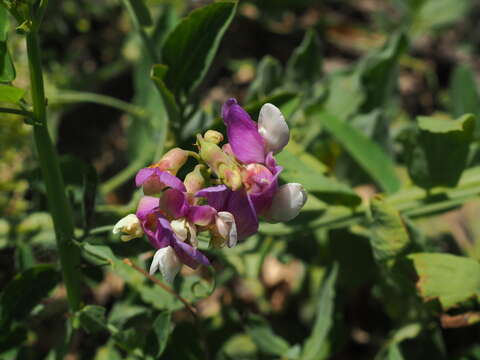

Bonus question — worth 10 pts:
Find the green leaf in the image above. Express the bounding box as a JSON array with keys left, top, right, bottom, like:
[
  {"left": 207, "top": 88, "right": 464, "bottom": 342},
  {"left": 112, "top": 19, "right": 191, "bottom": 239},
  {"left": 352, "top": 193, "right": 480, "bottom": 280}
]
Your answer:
[
  {"left": 150, "top": 311, "right": 171, "bottom": 357},
  {"left": 409, "top": 253, "right": 480, "bottom": 309},
  {"left": 285, "top": 28, "right": 322, "bottom": 90},
  {"left": 0, "top": 264, "right": 60, "bottom": 330},
  {"left": 404, "top": 114, "right": 475, "bottom": 189},
  {"left": 77, "top": 305, "right": 109, "bottom": 334},
  {"left": 301, "top": 263, "right": 338, "bottom": 360},
  {"left": 245, "top": 314, "right": 291, "bottom": 357},
  {"left": 162, "top": 1, "right": 237, "bottom": 99},
  {"left": 276, "top": 140, "right": 361, "bottom": 206},
  {"left": 324, "top": 70, "right": 364, "bottom": 121},
  {"left": 124, "top": 0, "right": 152, "bottom": 27},
  {"left": 386, "top": 344, "right": 405, "bottom": 360},
  {"left": 357, "top": 32, "right": 408, "bottom": 111},
  {"left": 151, "top": 64, "right": 181, "bottom": 127},
  {"left": 450, "top": 65, "right": 480, "bottom": 137},
  {"left": 411, "top": 0, "right": 471, "bottom": 35},
  {"left": 245, "top": 55, "right": 282, "bottom": 102},
  {"left": 311, "top": 108, "right": 400, "bottom": 194},
  {"left": 0, "top": 5, "right": 15, "bottom": 82},
  {"left": 0, "top": 84, "right": 24, "bottom": 103},
  {"left": 369, "top": 195, "right": 410, "bottom": 265}
]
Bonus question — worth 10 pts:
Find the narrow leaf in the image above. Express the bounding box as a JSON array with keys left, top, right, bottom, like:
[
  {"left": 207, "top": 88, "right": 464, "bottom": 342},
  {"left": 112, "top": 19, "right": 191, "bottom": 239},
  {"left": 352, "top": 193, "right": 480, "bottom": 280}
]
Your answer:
[
  {"left": 0, "top": 5, "right": 15, "bottom": 82},
  {"left": 124, "top": 0, "right": 152, "bottom": 27},
  {"left": 246, "top": 55, "right": 282, "bottom": 102},
  {"left": 77, "top": 305, "right": 109, "bottom": 334},
  {"left": 161, "top": 1, "right": 237, "bottom": 99},
  {"left": 301, "top": 263, "right": 338, "bottom": 360},
  {"left": 151, "top": 311, "right": 171, "bottom": 357},
  {"left": 246, "top": 314, "right": 291, "bottom": 356},
  {"left": 312, "top": 108, "right": 400, "bottom": 194}
]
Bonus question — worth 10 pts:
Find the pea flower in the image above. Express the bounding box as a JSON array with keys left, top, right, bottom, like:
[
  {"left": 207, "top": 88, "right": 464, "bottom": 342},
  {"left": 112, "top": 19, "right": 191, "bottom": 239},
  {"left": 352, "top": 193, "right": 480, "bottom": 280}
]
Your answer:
[{"left": 196, "top": 98, "right": 307, "bottom": 239}]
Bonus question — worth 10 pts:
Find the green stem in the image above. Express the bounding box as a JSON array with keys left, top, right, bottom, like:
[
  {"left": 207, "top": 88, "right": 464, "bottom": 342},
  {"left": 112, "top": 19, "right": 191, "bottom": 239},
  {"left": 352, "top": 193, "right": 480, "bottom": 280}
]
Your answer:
[
  {"left": 26, "top": 19, "right": 82, "bottom": 312},
  {"left": 49, "top": 90, "right": 148, "bottom": 118},
  {"left": 0, "top": 107, "right": 34, "bottom": 118}
]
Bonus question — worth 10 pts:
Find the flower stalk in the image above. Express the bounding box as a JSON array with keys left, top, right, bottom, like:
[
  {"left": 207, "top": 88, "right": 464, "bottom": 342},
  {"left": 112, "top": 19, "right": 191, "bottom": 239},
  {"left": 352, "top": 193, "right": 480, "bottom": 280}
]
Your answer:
[{"left": 26, "top": 4, "right": 82, "bottom": 312}]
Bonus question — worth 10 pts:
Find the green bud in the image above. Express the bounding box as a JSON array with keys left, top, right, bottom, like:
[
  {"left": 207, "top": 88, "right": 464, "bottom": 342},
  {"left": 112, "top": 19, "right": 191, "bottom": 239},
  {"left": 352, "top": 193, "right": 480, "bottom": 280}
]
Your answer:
[{"left": 184, "top": 164, "right": 207, "bottom": 194}]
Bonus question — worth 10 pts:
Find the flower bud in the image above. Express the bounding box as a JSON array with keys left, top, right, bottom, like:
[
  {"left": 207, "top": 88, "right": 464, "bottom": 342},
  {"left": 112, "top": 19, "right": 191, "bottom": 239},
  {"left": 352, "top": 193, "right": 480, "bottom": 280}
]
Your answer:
[
  {"left": 184, "top": 164, "right": 207, "bottom": 194},
  {"left": 150, "top": 246, "right": 182, "bottom": 283},
  {"left": 264, "top": 183, "right": 307, "bottom": 222},
  {"left": 112, "top": 214, "right": 144, "bottom": 241},
  {"left": 197, "top": 135, "right": 243, "bottom": 191},
  {"left": 151, "top": 147, "right": 188, "bottom": 175},
  {"left": 211, "top": 211, "right": 237, "bottom": 248},
  {"left": 204, "top": 130, "right": 224, "bottom": 144},
  {"left": 258, "top": 103, "right": 289, "bottom": 154}
]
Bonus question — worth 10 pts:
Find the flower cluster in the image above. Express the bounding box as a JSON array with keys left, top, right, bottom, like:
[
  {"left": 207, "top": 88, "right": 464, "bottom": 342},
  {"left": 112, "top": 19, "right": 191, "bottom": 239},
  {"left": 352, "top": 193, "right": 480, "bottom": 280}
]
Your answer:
[{"left": 113, "top": 99, "right": 307, "bottom": 283}]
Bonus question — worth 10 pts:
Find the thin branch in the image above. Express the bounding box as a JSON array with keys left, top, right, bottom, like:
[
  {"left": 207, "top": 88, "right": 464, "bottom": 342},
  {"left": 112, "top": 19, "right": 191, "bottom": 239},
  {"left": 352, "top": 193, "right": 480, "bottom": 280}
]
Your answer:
[
  {"left": 0, "top": 107, "right": 34, "bottom": 118},
  {"left": 122, "top": 258, "right": 197, "bottom": 318}
]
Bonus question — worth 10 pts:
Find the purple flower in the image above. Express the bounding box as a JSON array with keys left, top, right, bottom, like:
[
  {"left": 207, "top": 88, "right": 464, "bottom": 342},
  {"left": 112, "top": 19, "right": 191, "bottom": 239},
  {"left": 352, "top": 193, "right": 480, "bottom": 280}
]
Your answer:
[{"left": 135, "top": 189, "right": 215, "bottom": 282}]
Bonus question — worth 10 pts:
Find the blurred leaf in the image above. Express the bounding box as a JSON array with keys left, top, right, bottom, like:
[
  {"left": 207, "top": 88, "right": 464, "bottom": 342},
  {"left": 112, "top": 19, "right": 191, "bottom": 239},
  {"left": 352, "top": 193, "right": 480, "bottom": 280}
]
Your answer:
[
  {"left": 82, "top": 163, "right": 98, "bottom": 232},
  {"left": 404, "top": 114, "right": 475, "bottom": 189},
  {"left": 286, "top": 28, "right": 322, "bottom": 90},
  {"left": 312, "top": 108, "right": 400, "bottom": 194},
  {"left": 124, "top": 0, "right": 152, "bottom": 27},
  {"left": 162, "top": 1, "right": 237, "bottom": 99},
  {"left": 246, "top": 55, "right": 282, "bottom": 102},
  {"left": 245, "top": 314, "right": 292, "bottom": 357},
  {"left": 150, "top": 311, "right": 171, "bottom": 357},
  {"left": 94, "top": 341, "right": 123, "bottom": 360},
  {"left": 0, "top": 264, "right": 59, "bottom": 330},
  {"left": 411, "top": 0, "right": 471, "bottom": 35},
  {"left": 369, "top": 195, "right": 410, "bottom": 265},
  {"left": 357, "top": 32, "right": 408, "bottom": 111},
  {"left": 276, "top": 141, "right": 361, "bottom": 206},
  {"left": 77, "top": 305, "right": 109, "bottom": 334},
  {"left": 409, "top": 253, "right": 480, "bottom": 309},
  {"left": 324, "top": 71, "right": 364, "bottom": 121},
  {"left": 386, "top": 344, "right": 405, "bottom": 360},
  {"left": 0, "top": 5, "right": 15, "bottom": 82},
  {"left": 301, "top": 263, "right": 338, "bottom": 360},
  {"left": 450, "top": 65, "right": 480, "bottom": 138},
  {"left": 0, "top": 84, "right": 24, "bottom": 103}
]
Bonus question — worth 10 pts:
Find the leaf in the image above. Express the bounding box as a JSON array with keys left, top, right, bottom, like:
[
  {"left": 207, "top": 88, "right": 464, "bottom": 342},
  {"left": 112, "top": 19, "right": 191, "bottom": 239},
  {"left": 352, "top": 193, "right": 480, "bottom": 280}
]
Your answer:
[
  {"left": 357, "top": 32, "right": 408, "bottom": 111},
  {"left": 0, "top": 264, "right": 60, "bottom": 330},
  {"left": 411, "top": 0, "right": 471, "bottom": 35},
  {"left": 324, "top": 70, "right": 364, "bottom": 121},
  {"left": 245, "top": 55, "right": 282, "bottom": 102},
  {"left": 404, "top": 114, "right": 475, "bottom": 189},
  {"left": 77, "top": 305, "right": 109, "bottom": 334},
  {"left": 151, "top": 64, "right": 181, "bottom": 127},
  {"left": 150, "top": 311, "right": 171, "bottom": 357},
  {"left": 301, "top": 263, "right": 338, "bottom": 360},
  {"left": 369, "top": 195, "right": 410, "bottom": 265},
  {"left": 245, "top": 314, "right": 291, "bottom": 357},
  {"left": 285, "top": 28, "right": 322, "bottom": 90},
  {"left": 409, "top": 253, "right": 480, "bottom": 309},
  {"left": 311, "top": 108, "right": 400, "bottom": 194},
  {"left": 0, "top": 5, "right": 15, "bottom": 82},
  {"left": 450, "top": 64, "right": 480, "bottom": 138},
  {"left": 276, "top": 140, "right": 361, "bottom": 206},
  {"left": 386, "top": 344, "right": 405, "bottom": 360},
  {"left": 0, "top": 84, "right": 24, "bottom": 103},
  {"left": 124, "top": 0, "right": 152, "bottom": 27},
  {"left": 161, "top": 1, "right": 237, "bottom": 99}
]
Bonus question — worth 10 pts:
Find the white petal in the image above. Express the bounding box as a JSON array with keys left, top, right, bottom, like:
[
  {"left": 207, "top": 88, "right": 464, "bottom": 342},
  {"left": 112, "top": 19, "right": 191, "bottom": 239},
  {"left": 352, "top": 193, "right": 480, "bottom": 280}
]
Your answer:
[
  {"left": 112, "top": 214, "right": 143, "bottom": 241},
  {"left": 170, "top": 219, "right": 188, "bottom": 241},
  {"left": 258, "top": 103, "right": 290, "bottom": 154},
  {"left": 264, "top": 183, "right": 307, "bottom": 222},
  {"left": 149, "top": 247, "right": 181, "bottom": 284},
  {"left": 217, "top": 211, "right": 237, "bottom": 248}
]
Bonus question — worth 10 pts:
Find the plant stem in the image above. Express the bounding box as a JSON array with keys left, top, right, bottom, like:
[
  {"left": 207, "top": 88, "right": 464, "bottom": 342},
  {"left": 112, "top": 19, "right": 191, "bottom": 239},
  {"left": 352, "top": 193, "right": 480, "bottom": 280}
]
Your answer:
[
  {"left": 26, "top": 23, "right": 82, "bottom": 311},
  {"left": 0, "top": 107, "right": 34, "bottom": 118}
]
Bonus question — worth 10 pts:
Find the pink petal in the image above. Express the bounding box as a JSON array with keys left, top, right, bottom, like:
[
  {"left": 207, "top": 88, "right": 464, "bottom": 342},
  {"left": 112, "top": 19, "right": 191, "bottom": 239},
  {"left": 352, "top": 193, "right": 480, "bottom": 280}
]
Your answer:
[
  {"left": 159, "top": 188, "right": 189, "bottom": 219},
  {"left": 136, "top": 168, "right": 186, "bottom": 194},
  {"left": 187, "top": 205, "right": 217, "bottom": 226}
]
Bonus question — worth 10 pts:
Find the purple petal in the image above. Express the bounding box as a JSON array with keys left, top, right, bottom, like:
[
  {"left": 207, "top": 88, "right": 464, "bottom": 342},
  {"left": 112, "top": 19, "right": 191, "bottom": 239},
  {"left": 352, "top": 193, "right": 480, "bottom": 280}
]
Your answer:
[
  {"left": 228, "top": 190, "right": 259, "bottom": 240},
  {"left": 195, "top": 185, "right": 230, "bottom": 210},
  {"left": 136, "top": 168, "right": 186, "bottom": 193},
  {"left": 159, "top": 188, "right": 189, "bottom": 219},
  {"left": 172, "top": 240, "right": 210, "bottom": 269},
  {"left": 222, "top": 98, "right": 265, "bottom": 164},
  {"left": 187, "top": 205, "right": 217, "bottom": 226},
  {"left": 136, "top": 196, "right": 159, "bottom": 220},
  {"left": 249, "top": 166, "right": 282, "bottom": 215},
  {"left": 150, "top": 217, "right": 177, "bottom": 249}
]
